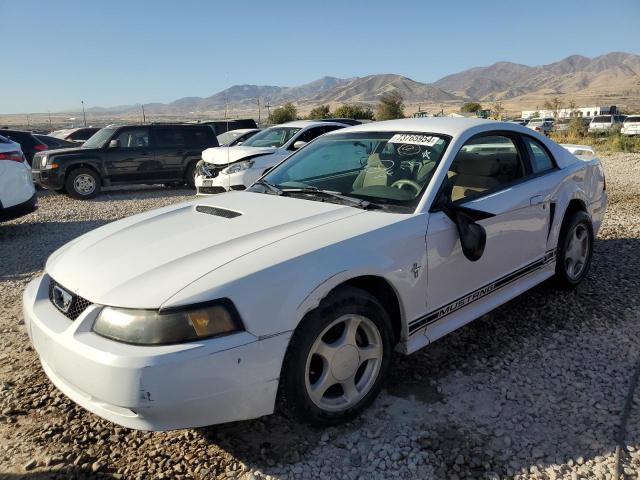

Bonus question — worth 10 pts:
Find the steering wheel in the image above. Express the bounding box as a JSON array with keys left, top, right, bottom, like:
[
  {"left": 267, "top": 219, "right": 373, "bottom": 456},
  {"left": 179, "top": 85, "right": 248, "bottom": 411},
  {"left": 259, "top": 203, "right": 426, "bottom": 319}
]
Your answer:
[{"left": 390, "top": 179, "right": 422, "bottom": 194}]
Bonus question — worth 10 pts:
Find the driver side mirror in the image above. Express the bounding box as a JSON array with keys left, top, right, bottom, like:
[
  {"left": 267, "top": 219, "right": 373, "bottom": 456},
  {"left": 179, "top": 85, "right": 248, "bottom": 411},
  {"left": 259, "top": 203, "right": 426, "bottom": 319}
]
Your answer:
[
  {"left": 441, "top": 203, "right": 493, "bottom": 262},
  {"left": 292, "top": 140, "right": 307, "bottom": 150},
  {"left": 108, "top": 139, "right": 120, "bottom": 149}
]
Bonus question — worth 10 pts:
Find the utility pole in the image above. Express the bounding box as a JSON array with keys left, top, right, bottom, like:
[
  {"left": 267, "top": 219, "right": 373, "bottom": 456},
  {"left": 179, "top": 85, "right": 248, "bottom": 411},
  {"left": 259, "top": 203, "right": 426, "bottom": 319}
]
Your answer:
[
  {"left": 81, "top": 100, "right": 87, "bottom": 127},
  {"left": 257, "top": 97, "right": 261, "bottom": 124},
  {"left": 265, "top": 101, "right": 272, "bottom": 122},
  {"left": 48, "top": 111, "right": 52, "bottom": 130},
  {"left": 141, "top": 104, "right": 146, "bottom": 124}
]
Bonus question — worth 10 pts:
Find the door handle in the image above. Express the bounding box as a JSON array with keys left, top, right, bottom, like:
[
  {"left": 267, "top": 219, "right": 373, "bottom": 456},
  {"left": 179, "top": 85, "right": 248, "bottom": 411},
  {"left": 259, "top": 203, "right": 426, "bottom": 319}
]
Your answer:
[{"left": 530, "top": 195, "right": 543, "bottom": 206}]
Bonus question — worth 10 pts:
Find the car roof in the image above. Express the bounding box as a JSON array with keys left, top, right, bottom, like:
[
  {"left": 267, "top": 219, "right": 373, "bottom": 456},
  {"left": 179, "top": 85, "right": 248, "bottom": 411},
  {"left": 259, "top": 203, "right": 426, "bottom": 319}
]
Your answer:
[
  {"left": 323, "top": 117, "right": 517, "bottom": 137},
  {"left": 278, "top": 120, "right": 350, "bottom": 129}
]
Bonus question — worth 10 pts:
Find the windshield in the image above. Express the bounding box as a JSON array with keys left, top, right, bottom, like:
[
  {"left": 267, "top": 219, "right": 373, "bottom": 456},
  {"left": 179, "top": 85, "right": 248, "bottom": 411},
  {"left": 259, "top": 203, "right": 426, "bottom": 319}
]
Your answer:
[
  {"left": 624, "top": 116, "right": 640, "bottom": 123},
  {"left": 82, "top": 127, "right": 117, "bottom": 148},
  {"left": 217, "top": 130, "right": 242, "bottom": 145},
  {"left": 255, "top": 131, "right": 449, "bottom": 210},
  {"left": 528, "top": 119, "right": 543, "bottom": 125},
  {"left": 592, "top": 116, "right": 612, "bottom": 123},
  {"left": 241, "top": 126, "right": 301, "bottom": 148}
]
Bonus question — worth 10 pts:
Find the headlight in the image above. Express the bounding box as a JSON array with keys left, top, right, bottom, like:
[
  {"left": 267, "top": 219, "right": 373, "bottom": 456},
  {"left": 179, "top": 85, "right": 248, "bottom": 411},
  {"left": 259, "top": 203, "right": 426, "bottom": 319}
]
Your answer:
[
  {"left": 222, "top": 160, "right": 254, "bottom": 175},
  {"left": 40, "top": 155, "right": 48, "bottom": 168},
  {"left": 93, "top": 300, "right": 243, "bottom": 345}
]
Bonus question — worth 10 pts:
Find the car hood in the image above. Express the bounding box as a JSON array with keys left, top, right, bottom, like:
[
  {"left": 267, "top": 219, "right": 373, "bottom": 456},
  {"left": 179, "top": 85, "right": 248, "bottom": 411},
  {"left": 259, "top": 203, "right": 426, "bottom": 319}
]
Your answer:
[
  {"left": 46, "top": 191, "right": 364, "bottom": 308},
  {"left": 202, "top": 145, "right": 277, "bottom": 166}
]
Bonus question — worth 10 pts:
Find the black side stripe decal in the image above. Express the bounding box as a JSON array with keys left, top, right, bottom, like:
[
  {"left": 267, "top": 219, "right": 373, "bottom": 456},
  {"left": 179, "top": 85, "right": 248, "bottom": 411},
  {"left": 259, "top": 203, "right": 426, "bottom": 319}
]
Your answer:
[{"left": 408, "top": 249, "right": 556, "bottom": 335}]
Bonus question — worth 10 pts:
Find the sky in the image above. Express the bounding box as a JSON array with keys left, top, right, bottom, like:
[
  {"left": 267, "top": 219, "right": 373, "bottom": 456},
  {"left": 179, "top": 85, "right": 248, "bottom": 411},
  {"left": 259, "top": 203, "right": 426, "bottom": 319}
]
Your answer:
[{"left": 1, "top": 0, "right": 639, "bottom": 114}]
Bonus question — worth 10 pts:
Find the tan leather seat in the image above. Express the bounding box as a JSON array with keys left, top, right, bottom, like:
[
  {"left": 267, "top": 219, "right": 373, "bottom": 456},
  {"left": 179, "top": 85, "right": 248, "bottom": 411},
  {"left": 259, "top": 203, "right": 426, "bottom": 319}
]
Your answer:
[
  {"left": 352, "top": 153, "right": 390, "bottom": 190},
  {"left": 450, "top": 151, "right": 501, "bottom": 201}
]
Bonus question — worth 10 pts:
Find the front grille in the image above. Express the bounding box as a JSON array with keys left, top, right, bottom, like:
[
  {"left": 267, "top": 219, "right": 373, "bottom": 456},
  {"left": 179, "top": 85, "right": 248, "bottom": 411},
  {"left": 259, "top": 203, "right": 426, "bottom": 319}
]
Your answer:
[
  {"left": 48, "top": 278, "right": 91, "bottom": 320},
  {"left": 195, "top": 205, "right": 242, "bottom": 218},
  {"left": 198, "top": 186, "right": 227, "bottom": 195},
  {"left": 196, "top": 162, "right": 222, "bottom": 179}
]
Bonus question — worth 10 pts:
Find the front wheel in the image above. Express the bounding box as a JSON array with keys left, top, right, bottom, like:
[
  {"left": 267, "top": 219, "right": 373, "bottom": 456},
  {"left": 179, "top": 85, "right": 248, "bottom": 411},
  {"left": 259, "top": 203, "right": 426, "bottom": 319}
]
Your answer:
[
  {"left": 554, "top": 210, "right": 594, "bottom": 289},
  {"left": 279, "top": 286, "right": 393, "bottom": 426},
  {"left": 185, "top": 162, "right": 197, "bottom": 189},
  {"left": 65, "top": 168, "right": 101, "bottom": 200}
]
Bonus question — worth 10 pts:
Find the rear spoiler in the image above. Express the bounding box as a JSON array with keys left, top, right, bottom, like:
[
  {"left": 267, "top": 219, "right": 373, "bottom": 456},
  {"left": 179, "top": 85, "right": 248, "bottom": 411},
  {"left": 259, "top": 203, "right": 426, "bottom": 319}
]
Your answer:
[{"left": 560, "top": 144, "right": 596, "bottom": 160}]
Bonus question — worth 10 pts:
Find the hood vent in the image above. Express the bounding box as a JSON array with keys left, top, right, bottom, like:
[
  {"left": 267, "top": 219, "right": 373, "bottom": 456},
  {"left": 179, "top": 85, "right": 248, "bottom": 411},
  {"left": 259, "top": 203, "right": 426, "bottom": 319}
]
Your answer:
[{"left": 195, "top": 205, "right": 242, "bottom": 219}]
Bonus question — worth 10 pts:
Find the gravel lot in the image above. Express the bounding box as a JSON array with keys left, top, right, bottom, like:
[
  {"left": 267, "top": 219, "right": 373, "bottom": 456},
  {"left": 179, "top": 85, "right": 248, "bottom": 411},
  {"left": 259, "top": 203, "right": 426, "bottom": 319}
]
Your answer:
[{"left": 1, "top": 153, "right": 639, "bottom": 480}]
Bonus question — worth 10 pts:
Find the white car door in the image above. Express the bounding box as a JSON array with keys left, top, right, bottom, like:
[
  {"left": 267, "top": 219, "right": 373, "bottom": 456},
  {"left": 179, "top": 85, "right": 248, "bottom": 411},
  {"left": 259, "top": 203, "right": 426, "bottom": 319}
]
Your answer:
[{"left": 414, "top": 133, "right": 553, "bottom": 341}]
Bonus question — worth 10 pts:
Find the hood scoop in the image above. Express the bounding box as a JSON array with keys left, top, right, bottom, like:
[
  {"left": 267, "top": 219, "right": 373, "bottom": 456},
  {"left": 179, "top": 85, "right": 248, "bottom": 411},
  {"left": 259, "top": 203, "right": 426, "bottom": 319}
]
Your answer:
[{"left": 195, "top": 205, "right": 242, "bottom": 219}]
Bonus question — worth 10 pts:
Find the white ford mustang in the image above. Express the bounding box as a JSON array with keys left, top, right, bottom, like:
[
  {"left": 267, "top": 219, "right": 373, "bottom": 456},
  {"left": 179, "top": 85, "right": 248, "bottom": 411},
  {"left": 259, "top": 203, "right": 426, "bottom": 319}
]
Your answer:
[{"left": 23, "top": 118, "right": 607, "bottom": 431}]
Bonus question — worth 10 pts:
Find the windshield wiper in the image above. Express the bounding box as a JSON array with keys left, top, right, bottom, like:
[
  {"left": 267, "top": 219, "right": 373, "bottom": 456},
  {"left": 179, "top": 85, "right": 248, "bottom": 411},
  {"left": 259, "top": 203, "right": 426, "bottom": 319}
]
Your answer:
[
  {"left": 254, "top": 179, "right": 283, "bottom": 195},
  {"left": 280, "top": 187, "right": 381, "bottom": 210}
]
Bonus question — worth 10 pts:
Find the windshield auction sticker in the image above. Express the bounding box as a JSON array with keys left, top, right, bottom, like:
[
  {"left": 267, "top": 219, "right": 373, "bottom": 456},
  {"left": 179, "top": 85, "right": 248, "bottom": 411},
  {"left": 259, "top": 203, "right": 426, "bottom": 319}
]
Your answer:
[{"left": 388, "top": 134, "right": 439, "bottom": 146}]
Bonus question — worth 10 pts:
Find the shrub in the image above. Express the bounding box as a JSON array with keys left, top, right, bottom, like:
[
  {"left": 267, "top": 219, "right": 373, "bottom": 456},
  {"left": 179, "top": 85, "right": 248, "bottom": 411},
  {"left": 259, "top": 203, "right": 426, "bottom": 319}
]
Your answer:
[
  {"left": 375, "top": 93, "right": 404, "bottom": 121},
  {"left": 268, "top": 102, "right": 297, "bottom": 124}
]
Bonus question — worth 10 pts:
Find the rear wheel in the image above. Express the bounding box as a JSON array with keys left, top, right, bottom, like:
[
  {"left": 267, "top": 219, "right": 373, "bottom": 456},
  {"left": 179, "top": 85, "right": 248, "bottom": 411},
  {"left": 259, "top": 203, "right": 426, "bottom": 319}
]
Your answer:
[
  {"left": 65, "top": 168, "right": 101, "bottom": 200},
  {"left": 554, "top": 210, "right": 594, "bottom": 289},
  {"left": 279, "top": 286, "right": 393, "bottom": 425}
]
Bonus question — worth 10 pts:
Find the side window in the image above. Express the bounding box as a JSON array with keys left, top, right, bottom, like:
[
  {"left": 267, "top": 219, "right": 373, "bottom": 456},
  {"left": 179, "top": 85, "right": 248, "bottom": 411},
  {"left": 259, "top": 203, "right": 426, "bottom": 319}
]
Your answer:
[
  {"left": 114, "top": 128, "right": 149, "bottom": 148},
  {"left": 448, "top": 135, "right": 524, "bottom": 202},
  {"left": 524, "top": 137, "right": 555, "bottom": 173},
  {"left": 191, "top": 127, "right": 215, "bottom": 147},
  {"left": 293, "top": 127, "right": 325, "bottom": 147},
  {"left": 154, "top": 127, "right": 185, "bottom": 147}
]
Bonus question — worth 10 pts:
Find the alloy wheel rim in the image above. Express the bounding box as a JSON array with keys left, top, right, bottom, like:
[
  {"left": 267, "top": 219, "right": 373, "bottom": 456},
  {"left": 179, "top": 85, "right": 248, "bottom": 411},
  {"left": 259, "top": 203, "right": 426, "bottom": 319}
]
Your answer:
[
  {"left": 74, "top": 174, "right": 96, "bottom": 195},
  {"left": 565, "top": 224, "right": 589, "bottom": 280},
  {"left": 305, "top": 314, "right": 382, "bottom": 412}
]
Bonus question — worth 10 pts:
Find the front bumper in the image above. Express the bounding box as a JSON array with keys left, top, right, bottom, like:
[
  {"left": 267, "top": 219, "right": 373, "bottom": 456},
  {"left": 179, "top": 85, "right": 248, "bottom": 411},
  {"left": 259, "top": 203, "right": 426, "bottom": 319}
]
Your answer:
[
  {"left": 23, "top": 275, "right": 291, "bottom": 431},
  {"left": 32, "top": 168, "right": 65, "bottom": 190}
]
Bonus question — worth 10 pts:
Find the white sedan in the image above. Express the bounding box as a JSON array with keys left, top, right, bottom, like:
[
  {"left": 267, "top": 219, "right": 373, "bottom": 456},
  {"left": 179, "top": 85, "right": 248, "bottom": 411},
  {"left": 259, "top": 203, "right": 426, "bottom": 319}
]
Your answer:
[
  {"left": 0, "top": 135, "right": 37, "bottom": 221},
  {"left": 23, "top": 118, "right": 607, "bottom": 430},
  {"left": 194, "top": 120, "right": 346, "bottom": 195}
]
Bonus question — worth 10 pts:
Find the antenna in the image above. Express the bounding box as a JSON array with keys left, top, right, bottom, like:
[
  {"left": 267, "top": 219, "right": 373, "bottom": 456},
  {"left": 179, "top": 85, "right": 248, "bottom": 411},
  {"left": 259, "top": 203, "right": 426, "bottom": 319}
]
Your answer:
[
  {"left": 81, "top": 100, "right": 87, "bottom": 127},
  {"left": 257, "top": 96, "right": 261, "bottom": 124}
]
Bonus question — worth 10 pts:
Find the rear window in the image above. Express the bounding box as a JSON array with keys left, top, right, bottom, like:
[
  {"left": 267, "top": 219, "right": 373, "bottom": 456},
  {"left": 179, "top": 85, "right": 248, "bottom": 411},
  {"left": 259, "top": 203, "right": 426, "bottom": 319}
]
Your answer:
[
  {"left": 592, "top": 116, "right": 612, "bottom": 123},
  {"left": 624, "top": 116, "right": 640, "bottom": 123},
  {"left": 0, "top": 130, "right": 38, "bottom": 148},
  {"left": 187, "top": 126, "right": 218, "bottom": 147}
]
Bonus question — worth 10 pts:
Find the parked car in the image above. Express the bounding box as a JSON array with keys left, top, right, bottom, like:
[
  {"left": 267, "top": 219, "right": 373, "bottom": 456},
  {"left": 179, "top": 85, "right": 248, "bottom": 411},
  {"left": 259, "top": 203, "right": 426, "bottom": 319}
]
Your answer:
[
  {"left": 526, "top": 118, "right": 553, "bottom": 135},
  {"left": 588, "top": 115, "right": 625, "bottom": 133},
  {"left": 216, "top": 128, "right": 261, "bottom": 147},
  {"left": 0, "top": 128, "right": 48, "bottom": 165},
  {"left": 0, "top": 135, "right": 36, "bottom": 221},
  {"left": 195, "top": 120, "right": 347, "bottom": 194},
  {"left": 34, "top": 134, "right": 78, "bottom": 150},
  {"left": 553, "top": 119, "right": 571, "bottom": 132},
  {"left": 23, "top": 118, "right": 607, "bottom": 431},
  {"left": 50, "top": 127, "right": 101, "bottom": 144},
  {"left": 32, "top": 123, "right": 218, "bottom": 199},
  {"left": 197, "top": 119, "right": 258, "bottom": 136},
  {"left": 621, "top": 115, "right": 640, "bottom": 136}
]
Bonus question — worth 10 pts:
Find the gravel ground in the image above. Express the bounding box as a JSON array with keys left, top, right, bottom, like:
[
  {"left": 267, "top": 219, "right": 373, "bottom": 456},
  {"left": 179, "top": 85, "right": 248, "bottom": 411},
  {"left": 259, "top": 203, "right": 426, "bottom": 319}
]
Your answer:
[{"left": 1, "top": 153, "right": 639, "bottom": 480}]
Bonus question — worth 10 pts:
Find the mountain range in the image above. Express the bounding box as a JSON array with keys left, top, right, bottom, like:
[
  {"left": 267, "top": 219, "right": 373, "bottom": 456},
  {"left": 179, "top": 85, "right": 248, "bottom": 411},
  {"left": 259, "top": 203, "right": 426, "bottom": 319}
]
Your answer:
[{"left": 85, "top": 51, "right": 640, "bottom": 116}]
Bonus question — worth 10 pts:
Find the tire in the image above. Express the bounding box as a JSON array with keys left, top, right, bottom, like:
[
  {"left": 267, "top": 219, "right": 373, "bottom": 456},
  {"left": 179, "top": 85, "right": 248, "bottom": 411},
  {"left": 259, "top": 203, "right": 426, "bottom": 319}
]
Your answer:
[
  {"left": 553, "top": 210, "right": 594, "bottom": 289},
  {"left": 65, "top": 168, "right": 101, "bottom": 200},
  {"left": 278, "top": 286, "right": 393, "bottom": 426},
  {"left": 185, "top": 162, "right": 197, "bottom": 189}
]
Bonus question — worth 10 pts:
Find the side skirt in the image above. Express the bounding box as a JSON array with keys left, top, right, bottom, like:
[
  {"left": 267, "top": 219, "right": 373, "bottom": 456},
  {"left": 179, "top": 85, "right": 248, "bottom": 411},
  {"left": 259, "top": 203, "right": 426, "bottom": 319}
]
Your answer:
[{"left": 398, "top": 250, "right": 556, "bottom": 355}]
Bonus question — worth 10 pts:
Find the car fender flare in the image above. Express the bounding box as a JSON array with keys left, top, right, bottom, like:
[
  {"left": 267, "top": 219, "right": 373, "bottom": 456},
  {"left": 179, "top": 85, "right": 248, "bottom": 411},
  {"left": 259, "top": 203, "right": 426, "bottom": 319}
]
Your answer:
[
  {"left": 547, "top": 182, "right": 589, "bottom": 250},
  {"left": 294, "top": 268, "right": 407, "bottom": 334}
]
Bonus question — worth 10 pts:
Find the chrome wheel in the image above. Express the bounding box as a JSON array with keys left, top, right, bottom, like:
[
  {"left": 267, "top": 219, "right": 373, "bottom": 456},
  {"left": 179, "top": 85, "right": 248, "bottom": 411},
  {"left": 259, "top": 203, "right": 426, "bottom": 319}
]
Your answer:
[
  {"left": 565, "top": 223, "right": 590, "bottom": 280},
  {"left": 305, "top": 314, "right": 383, "bottom": 412},
  {"left": 73, "top": 174, "right": 96, "bottom": 195}
]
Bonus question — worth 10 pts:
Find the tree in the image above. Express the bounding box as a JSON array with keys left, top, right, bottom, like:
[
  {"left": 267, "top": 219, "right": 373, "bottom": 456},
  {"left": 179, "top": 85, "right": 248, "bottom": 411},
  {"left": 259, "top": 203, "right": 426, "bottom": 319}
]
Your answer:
[
  {"left": 460, "top": 102, "right": 482, "bottom": 113},
  {"left": 307, "top": 104, "right": 331, "bottom": 119},
  {"left": 333, "top": 104, "right": 374, "bottom": 120},
  {"left": 543, "top": 97, "right": 563, "bottom": 119},
  {"left": 268, "top": 102, "right": 297, "bottom": 124},
  {"left": 375, "top": 93, "right": 404, "bottom": 121},
  {"left": 490, "top": 101, "right": 504, "bottom": 120}
]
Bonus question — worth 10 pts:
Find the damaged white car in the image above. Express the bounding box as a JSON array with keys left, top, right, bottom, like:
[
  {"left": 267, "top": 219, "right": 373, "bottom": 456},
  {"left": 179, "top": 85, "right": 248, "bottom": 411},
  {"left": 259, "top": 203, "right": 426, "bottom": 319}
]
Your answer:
[
  {"left": 23, "top": 118, "right": 607, "bottom": 431},
  {"left": 194, "top": 120, "right": 346, "bottom": 195}
]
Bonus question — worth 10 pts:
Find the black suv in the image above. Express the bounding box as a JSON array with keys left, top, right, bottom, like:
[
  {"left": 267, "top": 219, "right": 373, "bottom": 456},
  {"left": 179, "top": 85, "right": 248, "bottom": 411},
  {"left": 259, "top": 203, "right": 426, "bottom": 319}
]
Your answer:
[
  {"left": 0, "top": 129, "right": 48, "bottom": 165},
  {"left": 32, "top": 124, "right": 218, "bottom": 199}
]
